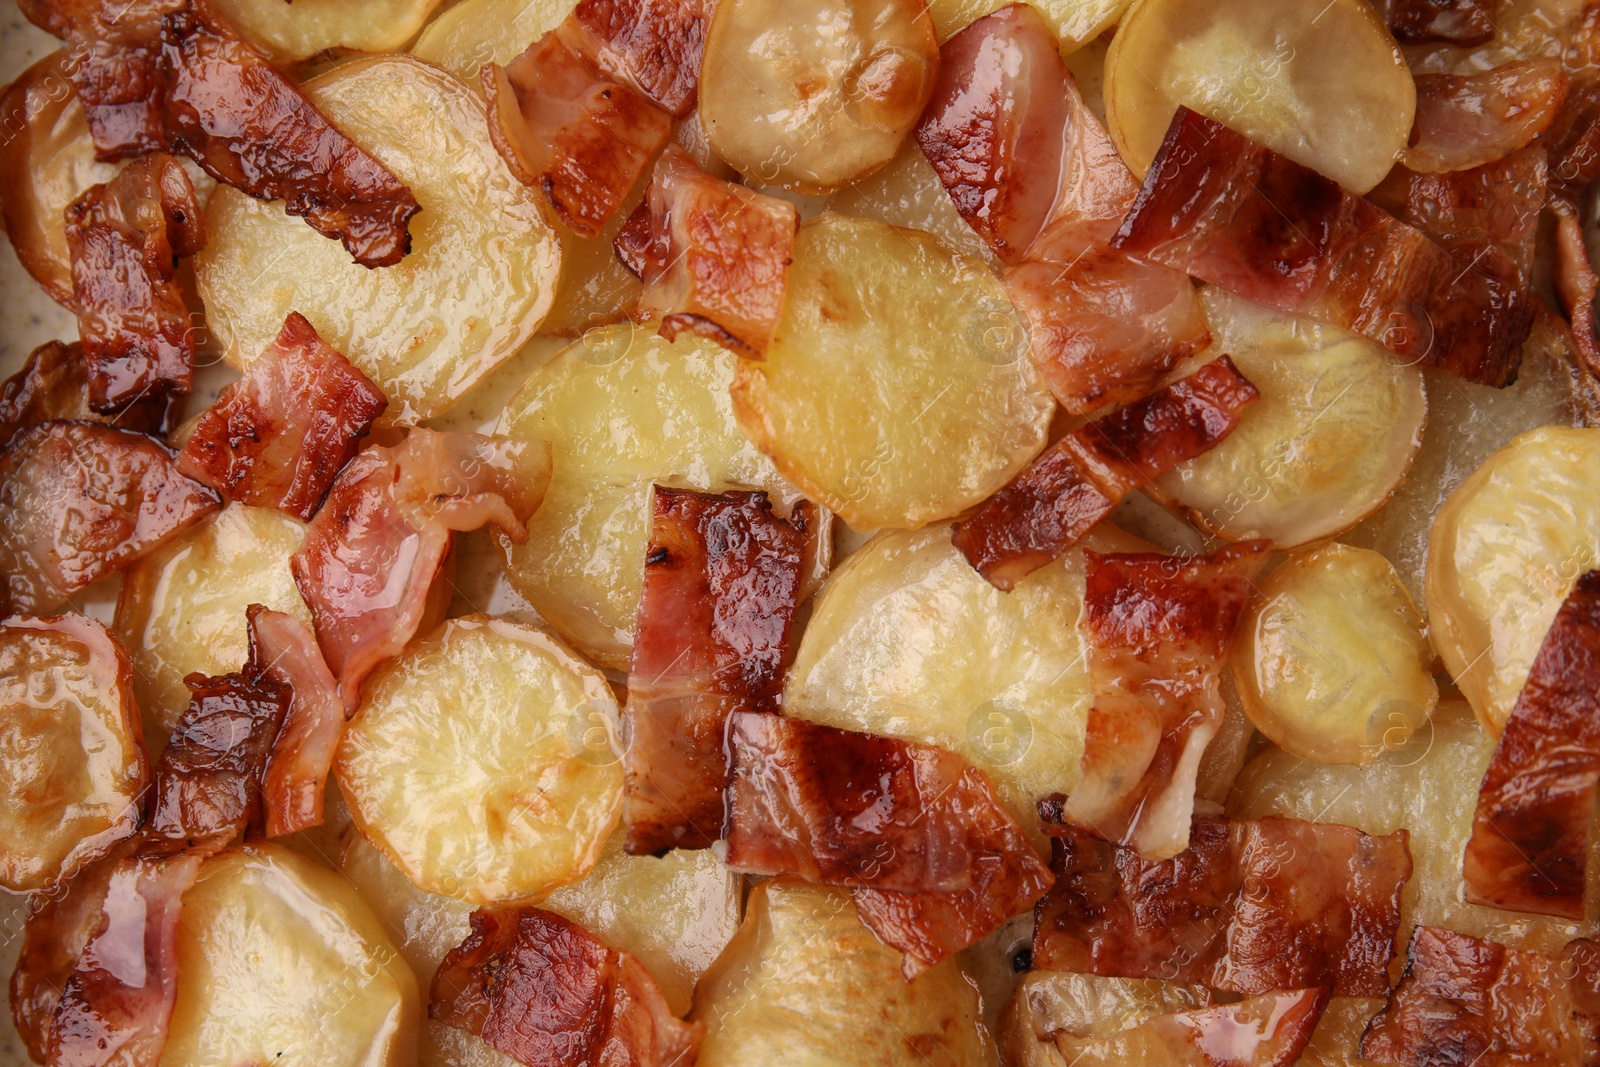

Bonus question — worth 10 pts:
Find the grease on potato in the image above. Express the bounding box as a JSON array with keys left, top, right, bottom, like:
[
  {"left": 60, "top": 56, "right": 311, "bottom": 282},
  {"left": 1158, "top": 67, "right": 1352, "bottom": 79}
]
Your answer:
[
  {"left": 210, "top": 0, "right": 448, "bottom": 62},
  {"left": 924, "top": 0, "right": 1131, "bottom": 45},
  {"left": 825, "top": 141, "right": 993, "bottom": 263},
  {"left": 410, "top": 0, "right": 577, "bottom": 87},
  {"left": 1001, "top": 972, "right": 1209, "bottom": 1067}
]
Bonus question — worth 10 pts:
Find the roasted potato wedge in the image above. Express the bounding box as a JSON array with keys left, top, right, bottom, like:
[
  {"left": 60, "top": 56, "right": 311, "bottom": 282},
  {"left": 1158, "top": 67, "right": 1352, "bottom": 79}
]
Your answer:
[
  {"left": 410, "top": 0, "right": 577, "bottom": 88},
  {"left": 733, "top": 213, "right": 1054, "bottom": 529},
  {"left": 825, "top": 141, "right": 993, "bottom": 263},
  {"left": 162, "top": 844, "right": 419, "bottom": 1067},
  {"left": 924, "top": 0, "right": 1131, "bottom": 45},
  {"left": 210, "top": 0, "right": 448, "bottom": 62},
  {"left": 196, "top": 55, "right": 561, "bottom": 423},
  {"left": 336, "top": 616, "right": 623, "bottom": 904}
]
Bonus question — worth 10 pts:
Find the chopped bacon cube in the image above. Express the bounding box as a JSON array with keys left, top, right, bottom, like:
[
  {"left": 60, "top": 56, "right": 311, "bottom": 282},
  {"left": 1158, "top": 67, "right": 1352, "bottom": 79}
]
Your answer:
[
  {"left": 1403, "top": 62, "right": 1567, "bottom": 175},
  {"left": 1378, "top": 0, "right": 1497, "bottom": 45},
  {"left": 573, "top": 0, "right": 712, "bottom": 117}
]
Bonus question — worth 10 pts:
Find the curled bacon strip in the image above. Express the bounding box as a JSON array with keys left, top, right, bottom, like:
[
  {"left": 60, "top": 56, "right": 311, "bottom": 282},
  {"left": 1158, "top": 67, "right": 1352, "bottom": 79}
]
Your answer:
[
  {"left": 1463, "top": 570, "right": 1600, "bottom": 918},
  {"left": 251, "top": 606, "right": 344, "bottom": 838},
  {"left": 176, "top": 312, "right": 387, "bottom": 520},
  {"left": 1054, "top": 989, "right": 1329, "bottom": 1067},
  {"left": 65, "top": 152, "right": 205, "bottom": 412},
  {"left": 0, "top": 341, "right": 165, "bottom": 448},
  {"left": 431, "top": 906, "right": 703, "bottom": 1067},
  {"left": 1403, "top": 63, "right": 1566, "bottom": 175},
  {"left": 1033, "top": 816, "right": 1413, "bottom": 997},
  {"left": 0, "top": 422, "right": 219, "bottom": 614},
  {"left": 1112, "top": 108, "right": 1532, "bottom": 388},
  {"left": 952, "top": 357, "right": 1259, "bottom": 590},
  {"left": 1361, "top": 928, "right": 1600, "bottom": 1067},
  {"left": 1379, "top": 0, "right": 1497, "bottom": 44},
  {"left": 624, "top": 487, "right": 809, "bottom": 855},
  {"left": 614, "top": 146, "right": 799, "bottom": 357}
]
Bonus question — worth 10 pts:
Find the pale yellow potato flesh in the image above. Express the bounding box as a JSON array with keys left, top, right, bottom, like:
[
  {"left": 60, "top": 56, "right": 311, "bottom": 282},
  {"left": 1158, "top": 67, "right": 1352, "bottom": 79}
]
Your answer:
[
  {"left": 196, "top": 55, "right": 561, "bottom": 423},
  {"left": 1426, "top": 425, "right": 1600, "bottom": 736},
  {"left": 159, "top": 845, "right": 419, "bottom": 1067},
  {"left": 115, "top": 504, "right": 311, "bottom": 734},
  {"left": 1232, "top": 544, "right": 1437, "bottom": 766},
  {"left": 336, "top": 616, "right": 623, "bottom": 904},
  {"left": 924, "top": 0, "right": 1130, "bottom": 45},
  {"left": 411, "top": 0, "right": 579, "bottom": 88},
  {"left": 733, "top": 213, "right": 1054, "bottom": 530},
  {"left": 1105, "top": 0, "right": 1415, "bottom": 192},
  {"left": 495, "top": 324, "right": 812, "bottom": 672},
  {"left": 210, "top": 0, "right": 448, "bottom": 62},
  {"left": 1001, "top": 972, "right": 1210, "bottom": 1067},
  {"left": 825, "top": 140, "right": 993, "bottom": 263},
  {"left": 692, "top": 879, "right": 995, "bottom": 1066}
]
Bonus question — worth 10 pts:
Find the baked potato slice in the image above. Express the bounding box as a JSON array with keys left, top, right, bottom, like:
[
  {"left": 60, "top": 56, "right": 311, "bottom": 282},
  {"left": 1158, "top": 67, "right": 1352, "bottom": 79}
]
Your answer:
[
  {"left": 210, "top": 0, "right": 448, "bottom": 62},
  {"left": 924, "top": 0, "right": 1130, "bottom": 45},
  {"left": 410, "top": 0, "right": 577, "bottom": 88}
]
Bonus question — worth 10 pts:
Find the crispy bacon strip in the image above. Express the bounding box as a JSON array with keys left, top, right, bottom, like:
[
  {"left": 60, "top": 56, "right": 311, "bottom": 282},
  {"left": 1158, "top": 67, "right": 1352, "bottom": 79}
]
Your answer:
[
  {"left": 952, "top": 357, "right": 1258, "bottom": 590},
  {"left": 1053, "top": 989, "right": 1329, "bottom": 1067},
  {"left": 0, "top": 422, "right": 219, "bottom": 614},
  {"left": 624, "top": 487, "right": 809, "bottom": 855},
  {"left": 572, "top": 0, "right": 711, "bottom": 117},
  {"left": 1553, "top": 205, "right": 1600, "bottom": 380},
  {"left": 1112, "top": 108, "right": 1532, "bottom": 388},
  {"left": 1462, "top": 571, "right": 1600, "bottom": 918},
  {"left": 1361, "top": 928, "right": 1600, "bottom": 1066},
  {"left": 251, "top": 606, "right": 345, "bottom": 838},
  {"left": 0, "top": 342, "right": 165, "bottom": 448},
  {"left": 1403, "top": 63, "right": 1566, "bottom": 174},
  {"left": 65, "top": 153, "right": 205, "bottom": 412},
  {"left": 614, "top": 146, "right": 799, "bottom": 357},
  {"left": 1379, "top": 0, "right": 1497, "bottom": 44},
  {"left": 1033, "top": 816, "right": 1412, "bottom": 997},
  {"left": 176, "top": 312, "right": 386, "bottom": 520},
  {"left": 291, "top": 429, "right": 551, "bottom": 711},
  {"left": 430, "top": 907, "right": 703, "bottom": 1067},
  {"left": 8, "top": 855, "right": 121, "bottom": 1063}
]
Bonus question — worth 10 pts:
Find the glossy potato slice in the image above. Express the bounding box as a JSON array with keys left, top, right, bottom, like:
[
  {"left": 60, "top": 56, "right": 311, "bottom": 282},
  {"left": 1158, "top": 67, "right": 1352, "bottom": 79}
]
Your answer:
[
  {"left": 410, "top": 0, "right": 578, "bottom": 87},
  {"left": 1426, "top": 426, "right": 1600, "bottom": 735},
  {"left": 495, "top": 324, "right": 812, "bottom": 672},
  {"left": 692, "top": 879, "right": 994, "bottom": 1066},
  {"left": 825, "top": 141, "right": 993, "bottom": 263},
  {"left": 1105, "top": 0, "right": 1415, "bottom": 192},
  {"left": 1151, "top": 290, "right": 1426, "bottom": 548},
  {"left": 0, "top": 616, "right": 145, "bottom": 895},
  {"left": 1002, "top": 972, "right": 1210, "bottom": 1066},
  {"left": 336, "top": 616, "right": 623, "bottom": 904},
  {"left": 924, "top": 0, "right": 1131, "bottom": 45},
  {"left": 196, "top": 55, "right": 561, "bottom": 423},
  {"left": 1232, "top": 544, "right": 1437, "bottom": 766},
  {"left": 210, "top": 0, "right": 449, "bottom": 61},
  {"left": 160, "top": 844, "right": 418, "bottom": 1067},
  {"left": 115, "top": 504, "right": 311, "bottom": 733},
  {"left": 699, "top": 0, "right": 941, "bottom": 193},
  {"left": 733, "top": 213, "right": 1054, "bottom": 529}
]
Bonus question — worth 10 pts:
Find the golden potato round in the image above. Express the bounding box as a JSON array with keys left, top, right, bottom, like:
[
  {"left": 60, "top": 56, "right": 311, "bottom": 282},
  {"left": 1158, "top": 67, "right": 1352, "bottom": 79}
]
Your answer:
[
  {"left": 411, "top": 0, "right": 577, "bottom": 87},
  {"left": 733, "top": 213, "right": 1054, "bottom": 529},
  {"left": 925, "top": 0, "right": 1130, "bottom": 44},
  {"left": 825, "top": 142, "right": 993, "bottom": 263},
  {"left": 1003, "top": 972, "right": 1209, "bottom": 1067},
  {"left": 196, "top": 55, "right": 561, "bottom": 423},
  {"left": 0, "top": 616, "right": 145, "bottom": 895},
  {"left": 1105, "top": 0, "right": 1415, "bottom": 192},
  {"left": 693, "top": 879, "right": 993, "bottom": 1067},
  {"left": 115, "top": 504, "right": 311, "bottom": 734},
  {"left": 699, "top": 0, "right": 940, "bottom": 193},
  {"left": 1232, "top": 544, "right": 1437, "bottom": 766},
  {"left": 210, "top": 0, "right": 448, "bottom": 61},
  {"left": 1151, "top": 290, "right": 1426, "bottom": 548},
  {"left": 1426, "top": 426, "right": 1600, "bottom": 736},
  {"left": 495, "top": 324, "right": 811, "bottom": 672},
  {"left": 336, "top": 616, "right": 623, "bottom": 904},
  {"left": 161, "top": 844, "right": 418, "bottom": 1067}
]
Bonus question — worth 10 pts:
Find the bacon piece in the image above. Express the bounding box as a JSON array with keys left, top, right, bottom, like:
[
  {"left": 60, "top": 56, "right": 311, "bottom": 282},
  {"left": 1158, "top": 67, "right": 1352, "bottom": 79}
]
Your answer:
[
  {"left": 572, "top": 0, "right": 711, "bottom": 117},
  {"left": 952, "top": 357, "right": 1258, "bottom": 590},
  {"left": 1053, "top": 988, "right": 1329, "bottom": 1067},
  {"left": 0, "top": 422, "right": 219, "bottom": 614},
  {"left": 1379, "top": 0, "right": 1497, "bottom": 44},
  {"left": 430, "top": 906, "right": 703, "bottom": 1067},
  {"left": 614, "top": 146, "right": 799, "bottom": 357},
  {"left": 1553, "top": 205, "right": 1600, "bottom": 380},
  {"left": 1403, "top": 63, "right": 1566, "bottom": 174},
  {"left": 1550, "top": 6, "right": 1600, "bottom": 203},
  {"left": 176, "top": 312, "right": 386, "bottom": 520},
  {"left": 1112, "top": 108, "right": 1532, "bottom": 388},
  {"left": 1361, "top": 927, "right": 1600, "bottom": 1067},
  {"left": 1462, "top": 571, "right": 1600, "bottom": 918},
  {"left": 0, "top": 341, "right": 165, "bottom": 448},
  {"left": 1033, "top": 816, "right": 1412, "bottom": 997},
  {"left": 624, "top": 487, "right": 809, "bottom": 855},
  {"left": 251, "top": 606, "right": 345, "bottom": 838},
  {"left": 291, "top": 429, "right": 551, "bottom": 711},
  {"left": 65, "top": 153, "right": 205, "bottom": 413}
]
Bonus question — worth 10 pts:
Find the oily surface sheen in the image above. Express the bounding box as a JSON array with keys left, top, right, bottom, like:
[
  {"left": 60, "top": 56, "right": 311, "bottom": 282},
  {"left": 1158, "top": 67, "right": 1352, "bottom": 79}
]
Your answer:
[{"left": 211, "top": 0, "right": 448, "bottom": 61}]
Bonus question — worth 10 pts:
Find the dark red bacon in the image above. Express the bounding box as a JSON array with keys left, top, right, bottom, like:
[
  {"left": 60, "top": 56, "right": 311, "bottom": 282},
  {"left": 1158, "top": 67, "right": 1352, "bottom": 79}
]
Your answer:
[
  {"left": 9, "top": 855, "right": 121, "bottom": 1063},
  {"left": 1054, "top": 988, "right": 1328, "bottom": 1067},
  {"left": 430, "top": 906, "right": 703, "bottom": 1067},
  {"left": 1033, "top": 816, "right": 1412, "bottom": 997},
  {"left": 1361, "top": 927, "right": 1600, "bottom": 1067},
  {"left": 624, "top": 487, "right": 809, "bottom": 855},
  {"left": 291, "top": 429, "right": 550, "bottom": 711},
  {"left": 1553, "top": 205, "right": 1600, "bottom": 379},
  {"left": 176, "top": 312, "right": 387, "bottom": 520},
  {"left": 1112, "top": 108, "right": 1532, "bottom": 387},
  {"left": 1403, "top": 62, "right": 1566, "bottom": 174},
  {"left": 0, "top": 422, "right": 219, "bottom": 614},
  {"left": 614, "top": 146, "right": 799, "bottom": 358},
  {"left": 65, "top": 153, "right": 205, "bottom": 412},
  {"left": 1379, "top": 0, "right": 1497, "bottom": 44},
  {"left": 251, "top": 606, "right": 345, "bottom": 838},
  {"left": 572, "top": 0, "right": 711, "bottom": 117},
  {"left": 1462, "top": 571, "right": 1600, "bottom": 918},
  {"left": 0, "top": 342, "right": 165, "bottom": 448},
  {"left": 952, "top": 357, "right": 1259, "bottom": 590}
]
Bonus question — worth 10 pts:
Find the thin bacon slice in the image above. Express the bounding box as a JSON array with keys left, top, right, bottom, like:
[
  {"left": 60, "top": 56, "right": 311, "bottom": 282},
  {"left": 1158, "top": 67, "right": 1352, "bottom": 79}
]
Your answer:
[
  {"left": 65, "top": 153, "right": 205, "bottom": 413},
  {"left": 251, "top": 606, "right": 345, "bottom": 838},
  {"left": 1551, "top": 7, "right": 1600, "bottom": 201},
  {"left": 1053, "top": 989, "right": 1329, "bottom": 1067},
  {"left": 291, "top": 429, "right": 551, "bottom": 711},
  {"left": 430, "top": 906, "right": 703, "bottom": 1067},
  {"left": 952, "top": 357, "right": 1259, "bottom": 590},
  {"left": 1379, "top": 0, "right": 1497, "bottom": 44},
  {"left": 1361, "top": 927, "right": 1600, "bottom": 1067},
  {"left": 0, "top": 422, "right": 219, "bottom": 614},
  {"left": 614, "top": 146, "right": 798, "bottom": 357},
  {"left": 623, "top": 487, "right": 809, "bottom": 855},
  {"left": 1033, "top": 816, "right": 1413, "bottom": 997},
  {"left": 0, "top": 341, "right": 165, "bottom": 448},
  {"left": 572, "top": 0, "right": 711, "bottom": 117},
  {"left": 1462, "top": 570, "right": 1600, "bottom": 918},
  {"left": 1403, "top": 62, "right": 1566, "bottom": 174},
  {"left": 176, "top": 312, "right": 387, "bottom": 520},
  {"left": 1553, "top": 204, "right": 1600, "bottom": 380},
  {"left": 1112, "top": 108, "right": 1533, "bottom": 388}
]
